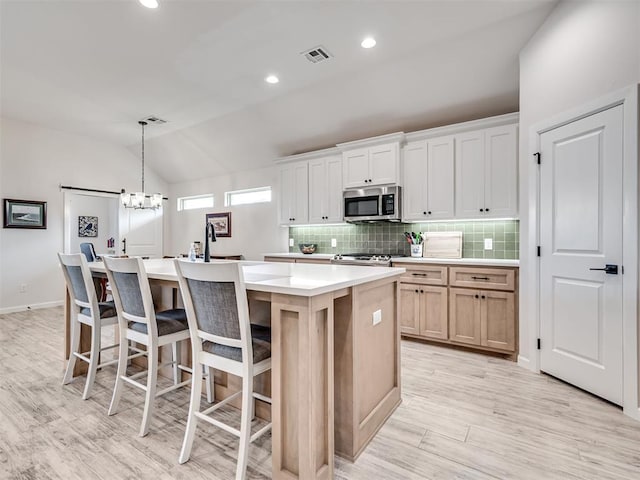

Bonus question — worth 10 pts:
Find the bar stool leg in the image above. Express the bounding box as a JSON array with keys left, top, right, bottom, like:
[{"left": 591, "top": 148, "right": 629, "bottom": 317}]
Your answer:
[
  {"left": 82, "top": 321, "right": 101, "bottom": 400},
  {"left": 172, "top": 341, "right": 180, "bottom": 385},
  {"left": 179, "top": 358, "right": 204, "bottom": 464},
  {"left": 236, "top": 373, "right": 253, "bottom": 480},
  {"left": 204, "top": 365, "right": 213, "bottom": 404},
  {"left": 63, "top": 316, "right": 80, "bottom": 385},
  {"left": 140, "top": 344, "right": 158, "bottom": 437},
  {"left": 108, "top": 325, "right": 128, "bottom": 416}
]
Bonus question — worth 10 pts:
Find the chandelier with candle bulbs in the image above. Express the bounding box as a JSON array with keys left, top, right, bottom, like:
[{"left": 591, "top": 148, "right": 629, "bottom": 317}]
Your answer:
[{"left": 121, "top": 120, "right": 162, "bottom": 209}]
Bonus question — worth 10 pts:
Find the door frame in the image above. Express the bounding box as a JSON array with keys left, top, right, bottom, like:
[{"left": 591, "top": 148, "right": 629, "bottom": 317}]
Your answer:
[{"left": 525, "top": 85, "right": 639, "bottom": 419}]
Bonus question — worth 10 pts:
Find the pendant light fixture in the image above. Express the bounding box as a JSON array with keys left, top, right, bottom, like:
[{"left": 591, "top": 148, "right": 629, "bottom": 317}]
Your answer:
[{"left": 121, "top": 120, "right": 162, "bottom": 210}]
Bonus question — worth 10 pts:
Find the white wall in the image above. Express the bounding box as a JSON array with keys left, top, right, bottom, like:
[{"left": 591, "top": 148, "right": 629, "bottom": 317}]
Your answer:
[
  {"left": 0, "top": 117, "right": 167, "bottom": 312},
  {"left": 168, "top": 165, "right": 287, "bottom": 261},
  {"left": 66, "top": 193, "right": 119, "bottom": 255},
  {"left": 518, "top": 1, "right": 640, "bottom": 367}
]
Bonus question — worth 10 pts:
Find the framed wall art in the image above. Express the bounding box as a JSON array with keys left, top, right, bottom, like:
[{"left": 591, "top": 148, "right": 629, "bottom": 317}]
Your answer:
[
  {"left": 78, "top": 216, "right": 98, "bottom": 237},
  {"left": 3, "top": 199, "right": 47, "bottom": 229},
  {"left": 206, "top": 212, "right": 231, "bottom": 237}
]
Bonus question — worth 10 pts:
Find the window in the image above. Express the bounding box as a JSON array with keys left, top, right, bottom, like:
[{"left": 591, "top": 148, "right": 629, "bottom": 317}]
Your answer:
[
  {"left": 177, "top": 194, "right": 214, "bottom": 211},
  {"left": 225, "top": 187, "right": 272, "bottom": 206}
]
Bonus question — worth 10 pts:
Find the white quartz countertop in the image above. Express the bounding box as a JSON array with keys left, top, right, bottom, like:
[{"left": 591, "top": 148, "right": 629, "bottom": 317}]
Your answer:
[
  {"left": 90, "top": 259, "right": 405, "bottom": 297},
  {"left": 263, "top": 253, "right": 335, "bottom": 260},
  {"left": 391, "top": 257, "right": 519, "bottom": 267}
]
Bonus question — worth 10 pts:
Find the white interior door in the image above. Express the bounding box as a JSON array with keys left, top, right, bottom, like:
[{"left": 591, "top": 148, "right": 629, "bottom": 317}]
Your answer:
[
  {"left": 119, "top": 205, "right": 163, "bottom": 258},
  {"left": 539, "top": 105, "right": 623, "bottom": 405}
]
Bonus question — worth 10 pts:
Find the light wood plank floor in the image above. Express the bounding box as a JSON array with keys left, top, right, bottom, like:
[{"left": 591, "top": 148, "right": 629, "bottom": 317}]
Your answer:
[{"left": 1, "top": 306, "right": 640, "bottom": 479}]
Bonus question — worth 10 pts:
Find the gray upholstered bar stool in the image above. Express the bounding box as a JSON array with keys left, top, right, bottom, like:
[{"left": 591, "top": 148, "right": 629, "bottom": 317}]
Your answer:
[
  {"left": 175, "top": 260, "right": 272, "bottom": 480},
  {"left": 58, "top": 253, "right": 119, "bottom": 400},
  {"left": 103, "top": 256, "right": 191, "bottom": 437}
]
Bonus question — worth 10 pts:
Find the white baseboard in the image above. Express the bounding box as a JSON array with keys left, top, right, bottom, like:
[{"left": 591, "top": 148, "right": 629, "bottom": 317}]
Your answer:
[
  {"left": 0, "top": 300, "right": 64, "bottom": 315},
  {"left": 517, "top": 355, "right": 533, "bottom": 371}
]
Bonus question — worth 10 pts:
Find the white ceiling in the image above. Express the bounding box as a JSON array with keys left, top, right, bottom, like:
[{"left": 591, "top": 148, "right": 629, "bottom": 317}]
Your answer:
[{"left": 1, "top": 0, "right": 557, "bottom": 183}]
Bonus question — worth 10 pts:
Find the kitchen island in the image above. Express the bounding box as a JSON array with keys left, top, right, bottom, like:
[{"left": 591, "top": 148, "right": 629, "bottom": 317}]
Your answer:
[{"left": 67, "top": 259, "right": 404, "bottom": 480}]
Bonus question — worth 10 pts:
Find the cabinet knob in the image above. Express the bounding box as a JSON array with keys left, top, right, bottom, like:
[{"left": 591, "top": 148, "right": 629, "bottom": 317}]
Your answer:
[
  {"left": 428, "top": 211, "right": 432, "bottom": 215},
  {"left": 420, "top": 290, "right": 424, "bottom": 293},
  {"left": 369, "top": 179, "right": 372, "bottom": 182},
  {"left": 479, "top": 208, "right": 484, "bottom": 212},
  {"left": 415, "top": 289, "right": 419, "bottom": 293},
  {"left": 485, "top": 208, "right": 490, "bottom": 212},
  {"left": 475, "top": 294, "right": 479, "bottom": 299},
  {"left": 481, "top": 295, "right": 486, "bottom": 299}
]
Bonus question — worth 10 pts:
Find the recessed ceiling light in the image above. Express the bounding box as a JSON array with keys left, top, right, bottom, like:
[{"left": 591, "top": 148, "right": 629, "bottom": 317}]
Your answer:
[
  {"left": 361, "top": 37, "right": 377, "bottom": 49},
  {"left": 265, "top": 75, "right": 279, "bottom": 84},
  {"left": 139, "top": 0, "right": 159, "bottom": 9}
]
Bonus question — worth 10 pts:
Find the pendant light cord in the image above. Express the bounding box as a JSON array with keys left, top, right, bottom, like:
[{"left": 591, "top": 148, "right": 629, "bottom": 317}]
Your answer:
[{"left": 139, "top": 120, "right": 147, "bottom": 193}]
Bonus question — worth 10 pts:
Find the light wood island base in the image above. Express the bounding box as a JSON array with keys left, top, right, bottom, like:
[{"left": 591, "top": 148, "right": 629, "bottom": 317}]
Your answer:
[{"left": 66, "top": 261, "right": 404, "bottom": 480}]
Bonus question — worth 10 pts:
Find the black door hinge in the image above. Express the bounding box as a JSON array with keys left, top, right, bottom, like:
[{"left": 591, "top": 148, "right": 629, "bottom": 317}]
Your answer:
[
  {"left": 537, "top": 338, "right": 541, "bottom": 350},
  {"left": 534, "top": 152, "right": 541, "bottom": 164},
  {"left": 537, "top": 246, "right": 541, "bottom": 257}
]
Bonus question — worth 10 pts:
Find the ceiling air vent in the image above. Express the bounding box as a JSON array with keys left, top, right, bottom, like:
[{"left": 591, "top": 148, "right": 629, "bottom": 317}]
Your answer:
[
  {"left": 301, "top": 46, "right": 332, "bottom": 64},
  {"left": 141, "top": 115, "right": 167, "bottom": 125}
]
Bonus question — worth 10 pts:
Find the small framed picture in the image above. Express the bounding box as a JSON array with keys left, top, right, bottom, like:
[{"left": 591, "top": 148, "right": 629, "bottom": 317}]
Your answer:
[
  {"left": 3, "top": 199, "right": 47, "bottom": 229},
  {"left": 206, "top": 212, "right": 231, "bottom": 238},
  {"left": 78, "top": 216, "right": 98, "bottom": 237}
]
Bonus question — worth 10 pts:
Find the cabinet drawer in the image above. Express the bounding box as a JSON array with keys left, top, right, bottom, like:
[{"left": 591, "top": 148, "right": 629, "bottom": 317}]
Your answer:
[
  {"left": 397, "top": 264, "right": 447, "bottom": 285},
  {"left": 449, "top": 267, "right": 515, "bottom": 291}
]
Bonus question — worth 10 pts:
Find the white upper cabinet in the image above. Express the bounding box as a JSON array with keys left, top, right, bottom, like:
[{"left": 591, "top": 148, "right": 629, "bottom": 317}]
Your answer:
[
  {"left": 455, "top": 124, "right": 518, "bottom": 219},
  {"left": 403, "top": 136, "right": 455, "bottom": 221},
  {"left": 308, "top": 155, "right": 343, "bottom": 223},
  {"left": 455, "top": 131, "right": 486, "bottom": 218},
  {"left": 343, "top": 142, "right": 400, "bottom": 188},
  {"left": 484, "top": 125, "right": 518, "bottom": 217},
  {"left": 279, "top": 161, "right": 309, "bottom": 225}
]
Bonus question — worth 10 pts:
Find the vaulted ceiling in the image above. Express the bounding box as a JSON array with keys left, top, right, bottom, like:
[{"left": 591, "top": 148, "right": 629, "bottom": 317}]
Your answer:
[{"left": 1, "top": 0, "right": 557, "bottom": 183}]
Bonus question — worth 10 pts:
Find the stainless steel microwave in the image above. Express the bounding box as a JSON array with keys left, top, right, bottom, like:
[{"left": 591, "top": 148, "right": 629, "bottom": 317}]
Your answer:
[{"left": 343, "top": 186, "right": 402, "bottom": 223}]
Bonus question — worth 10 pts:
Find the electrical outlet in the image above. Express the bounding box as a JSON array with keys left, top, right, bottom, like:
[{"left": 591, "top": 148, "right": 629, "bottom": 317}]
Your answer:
[
  {"left": 331, "top": 238, "right": 337, "bottom": 248},
  {"left": 484, "top": 238, "right": 493, "bottom": 250},
  {"left": 289, "top": 238, "right": 294, "bottom": 247},
  {"left": 19, "top": 283, "right": 27, "bottom": 293},
  {"left": 372, "top": 309, "right": 382, "bottom": 326}
]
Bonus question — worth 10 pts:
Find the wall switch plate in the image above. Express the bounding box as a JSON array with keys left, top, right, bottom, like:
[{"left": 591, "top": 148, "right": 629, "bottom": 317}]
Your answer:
[
  {"left": 484, "top": 238, "right": 493, "bottom": 250},
  {"left": 289, "top": 238, "right": 294, "bottom": 247},
  {"left": 372, "top": 309, "right": 382, "bottom": 326},
  {"left": 331, "top": 238, "right": 337, "bottom": 248}
]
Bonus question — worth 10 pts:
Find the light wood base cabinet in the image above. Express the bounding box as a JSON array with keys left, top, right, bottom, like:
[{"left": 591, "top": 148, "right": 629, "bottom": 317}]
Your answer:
[
  {"left": 396, "top": 263, "right": 518, "bottom": 356},
  {"left": 400, "top": 284, "right": 447, "bottom": 340},
  {"left": 449, "top": 288, "right": 515, "bottom": 352}
]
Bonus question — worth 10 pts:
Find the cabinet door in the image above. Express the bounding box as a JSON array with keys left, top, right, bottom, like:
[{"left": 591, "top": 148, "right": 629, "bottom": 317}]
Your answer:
[
  {"left": 343, "top": 148, "right": 370, "bottom": 188},
  {"left": 308, "top": 158, "right": 327, "bottom": 224},
  {"left": 484, "top": 125, "right": 518, "bottom": 218},
  {"left": 400, "top": 283, "right": 421, "bottom": 335},
  {"left": 481, "top": 290, "right": 515, "bottom": 351},
  {"left": 449, "top": 287, "right": 481, "bottom": 345},
  {"left": 279, "top": 164, "right": 294, "bottom": 225},
  {"left": 369, "top": 143, "right": 398, "bottom": 186},
  {"left": 402, "top": 141, "right": 428, "bottom": 221},
  {"left": 420, "top": 286, "right": 448, "bottom": 340},
  {"left": 325, "top": 155, "right": 343, "bottom": 222},
  {"left": 455, "top": 131, "right": 485, "bottom": 219},
  {"left": 291, "top": 162, "right": 309, "bottom": 224},
  {"left": 427, "top": 136, "right": 455, "bottom": 219}
]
